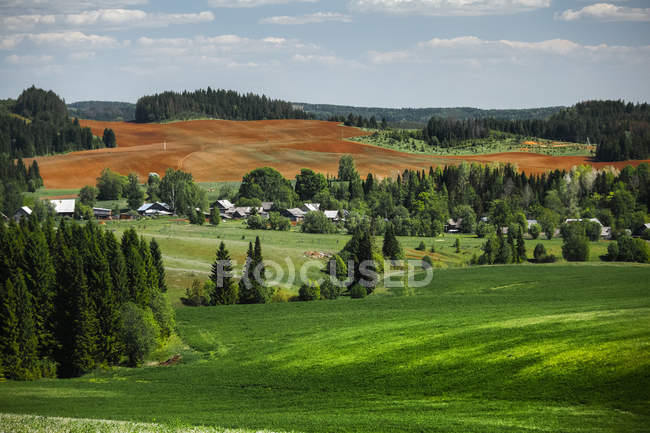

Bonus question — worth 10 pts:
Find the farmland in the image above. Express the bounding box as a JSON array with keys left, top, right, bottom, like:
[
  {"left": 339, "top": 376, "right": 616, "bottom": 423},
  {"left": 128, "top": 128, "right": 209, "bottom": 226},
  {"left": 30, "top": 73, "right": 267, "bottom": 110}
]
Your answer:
[
  {"left": 0, "top": 262, "right": 648, "bottom": 432},
  {"left": 27, "top": 119, "right": 650, "bottom": 189}
]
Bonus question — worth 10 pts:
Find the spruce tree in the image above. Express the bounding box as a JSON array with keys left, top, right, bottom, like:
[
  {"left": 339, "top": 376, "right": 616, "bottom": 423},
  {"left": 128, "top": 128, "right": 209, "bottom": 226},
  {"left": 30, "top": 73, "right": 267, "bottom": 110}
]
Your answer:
[
  {"left": 209, "top": 242, "right": 238, "bottom": 305},
  {"left": 149, "top": 238, "right": 167, "bottom": 292},
  {"left": 382, "top": 223, "right": 403, "bottom": 260},
  {"left": 104, "top": 230, "right": 128, "bottom": 304},
  {"left": 238, "top": 242, "right": 255, "bottom": 304},
  {"left": 121, "top": 229, "right": 148, "bottom": 306},
  {"left": 21, "top": 215, "right": 56, "bottom": 357},
  {"left": 516, "top": 230, "right": 526, "bottom": 263},
  {"left": 140, "top": 237, "right": 159, "bottom": 304},
  {"left": 0, "top": 272, "right": 40, "bottom": 380}
]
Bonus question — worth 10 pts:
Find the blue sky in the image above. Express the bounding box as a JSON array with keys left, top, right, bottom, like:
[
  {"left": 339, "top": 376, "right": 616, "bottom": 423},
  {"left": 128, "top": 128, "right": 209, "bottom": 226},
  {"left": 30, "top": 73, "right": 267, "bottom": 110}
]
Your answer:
[{"left": 0, "top": 0, "right": 649, "bottom": 108}]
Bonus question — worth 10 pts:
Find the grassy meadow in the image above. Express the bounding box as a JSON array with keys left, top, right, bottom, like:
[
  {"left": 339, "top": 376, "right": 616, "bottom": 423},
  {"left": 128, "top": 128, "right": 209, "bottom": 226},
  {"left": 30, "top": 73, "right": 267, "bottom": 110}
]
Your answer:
[
  {"left": 0, "top": 264, "right": 648, "bottom": 432},
  {"left": 349, "top": 129, "right": 594, "bottom": 157}
]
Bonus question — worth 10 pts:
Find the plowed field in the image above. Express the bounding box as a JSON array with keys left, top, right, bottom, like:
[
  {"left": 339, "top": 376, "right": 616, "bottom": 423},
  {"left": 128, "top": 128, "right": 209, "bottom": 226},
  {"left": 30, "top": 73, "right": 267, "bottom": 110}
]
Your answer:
[{"left": 29, "top": 119, "right": 649, "bottom": 188}]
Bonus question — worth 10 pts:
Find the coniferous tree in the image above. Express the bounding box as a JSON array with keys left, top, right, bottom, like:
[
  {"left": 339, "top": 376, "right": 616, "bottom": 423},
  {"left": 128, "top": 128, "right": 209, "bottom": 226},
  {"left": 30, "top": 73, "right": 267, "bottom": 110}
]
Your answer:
[
  {"left": 0, "top": 272, "right": 40, "bottom": 380},
  {"left": 121, "top": 229, "right": 148, "bottom": 306},
  {"left": 209, "top": 242, "right": 238, "bottom": 305},
  {"left": 21, "top": 215, "right": 56, "bottom": 356},
  {"left": 382, "top": 223, "right": 403, "bottom": 260},
  {"left": 149, "top": 238, "right": 167, "bottom": 293},
  {"left": 104, "top": 230, "right": 128, "bottom": 304}
]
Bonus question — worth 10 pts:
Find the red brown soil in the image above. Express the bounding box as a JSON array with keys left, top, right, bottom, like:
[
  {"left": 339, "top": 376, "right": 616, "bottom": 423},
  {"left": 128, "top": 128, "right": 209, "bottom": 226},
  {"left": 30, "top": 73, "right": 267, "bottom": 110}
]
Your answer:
[{"left": 28, "top": 119, "right": 650, "bottom": 189}]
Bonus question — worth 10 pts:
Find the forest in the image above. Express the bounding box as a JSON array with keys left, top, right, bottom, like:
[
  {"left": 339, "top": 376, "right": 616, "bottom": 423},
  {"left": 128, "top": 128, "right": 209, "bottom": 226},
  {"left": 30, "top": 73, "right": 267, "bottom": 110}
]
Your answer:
[
  {"left": 0, "top": 155, "right": 43, "bottom": 216},
  {"left": 0, "top": 87, "right": 109, "bottom": 158},
  {"left": 0, "top": 218, "right": 173, "bottom": 380},
  {"left": 67, "top": 101, "right": 136, "bottom": 122},
  {"left": 134, "top": 87, "right": 312, "bottom": 123},
  {"left": 421, "top": 100, "right": 650, "bottom": 161}
]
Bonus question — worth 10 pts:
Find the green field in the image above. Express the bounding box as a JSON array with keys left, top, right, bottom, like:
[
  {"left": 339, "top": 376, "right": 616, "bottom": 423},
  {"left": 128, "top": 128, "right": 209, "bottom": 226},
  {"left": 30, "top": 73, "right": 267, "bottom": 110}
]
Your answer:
[
  {"left": 1, "top": 262, "right": 649, "bottom": 432},
  {"left": 349, "top": 129, "right": 593, "bottom": 157},
  {"left": 99, "top": 218, "right": 613, "bottom": 301}
]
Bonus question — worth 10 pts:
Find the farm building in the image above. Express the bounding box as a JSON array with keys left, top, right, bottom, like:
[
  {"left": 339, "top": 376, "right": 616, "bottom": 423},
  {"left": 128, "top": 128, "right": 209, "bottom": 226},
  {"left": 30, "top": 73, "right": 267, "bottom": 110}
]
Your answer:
[
  {"left": 214, "top": 200, "right": 234, "bottom": 213},
  {"left": 301, "top": 203, "right": 320, "bottom": 213},
  {"left": 50, "top": 199, "right": 75, "bottom": 217},
  {"left": 445, "top": 218, "right": 462, "bottom": 233},
  {"left": 13, "top": 206, "right": 32, "bottom": 221},
  {"left": 137, "top": 202, "right": 171, "bottom": 216},
  {"left": 283, "top": 208, "right": 305, "bottom": 222},
  {"left": 93, "top": 207, "right": 112, "bottom": 219},
  {"left": 564, "top": 218, "right": 612, "bottom": 239}
]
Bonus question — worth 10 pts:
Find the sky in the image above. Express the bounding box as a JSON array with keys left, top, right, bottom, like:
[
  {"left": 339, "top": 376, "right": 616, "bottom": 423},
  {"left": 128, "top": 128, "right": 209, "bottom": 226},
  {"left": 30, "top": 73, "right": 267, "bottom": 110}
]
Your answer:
[{"left": 0, "top": 0, "right": 649, "bottom": 108}]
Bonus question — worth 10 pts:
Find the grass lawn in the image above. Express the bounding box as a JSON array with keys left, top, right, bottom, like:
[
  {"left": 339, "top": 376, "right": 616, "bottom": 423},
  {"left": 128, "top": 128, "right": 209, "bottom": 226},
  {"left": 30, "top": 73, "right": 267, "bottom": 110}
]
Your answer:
[
  {"left": 1, "top": 264, "right": 648, "bottom": 432},
  {"left": 100, "top": 218, "right": 614, "bottom": 304}
]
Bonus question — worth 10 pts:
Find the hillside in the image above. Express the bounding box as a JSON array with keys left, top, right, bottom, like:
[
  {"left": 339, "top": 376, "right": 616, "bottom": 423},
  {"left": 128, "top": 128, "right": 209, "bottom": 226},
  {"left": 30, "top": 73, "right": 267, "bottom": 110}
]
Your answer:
[
  {"left": 26, "top": 118, "right": 649, "bottom": 189},
  {"left": 1, "top": 263, "right": 648, "bottom": 432},
  {"left": 299, "top": 103, "right": 565, "bottom": 126}
]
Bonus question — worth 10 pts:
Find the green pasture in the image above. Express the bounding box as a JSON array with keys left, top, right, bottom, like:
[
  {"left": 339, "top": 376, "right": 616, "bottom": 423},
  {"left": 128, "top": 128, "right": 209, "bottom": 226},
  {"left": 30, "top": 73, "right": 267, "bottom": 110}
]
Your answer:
[{"left": 1, "top": 264, "right": 648, "bottom": 432}]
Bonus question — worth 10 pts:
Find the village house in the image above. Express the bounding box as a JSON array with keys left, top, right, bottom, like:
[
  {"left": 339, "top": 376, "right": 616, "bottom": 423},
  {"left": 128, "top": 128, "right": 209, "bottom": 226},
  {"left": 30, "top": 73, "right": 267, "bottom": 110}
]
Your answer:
[
  {"left": 93, "top": 207, "right": 112, "bottom": 220},
  {"left": 137, "top": 202, "right": 172, "bottom": 216},
  {"left": 50, "top": 199, "right": 75, "bottom": 218},
  {"left": 445, "top": 218, "right": 462, "bottom": 233},
  {"left": 13, "top": 206, "right": 32, "bottom": 221},
  {"left": 301, "top": 203, "right": 320, "bottom": 213},
  {"left": 214, "top": 200, "right": 234, "bottom": 214},
  {"left": 283, "top": 208, "right": 305, "bottom": 222}
]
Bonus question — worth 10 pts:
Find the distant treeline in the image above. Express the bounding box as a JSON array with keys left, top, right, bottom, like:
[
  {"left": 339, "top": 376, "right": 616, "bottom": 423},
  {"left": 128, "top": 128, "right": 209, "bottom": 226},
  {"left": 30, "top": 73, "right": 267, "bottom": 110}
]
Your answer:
[
  {"left": 68, "top": 101, "right": 136, "bottom": 122},
  {"left": 301, "top": 103, "right": 565, "bottom": 126},
  {"left": 0, "top": 219, "right": 173, "bottom": 380},
  {"left": 135, "top": 88, "right": 312, "bottom": 123},
  {"left": 420, "top": 100, "right": 650, "bottom": 161},
  {"left": 0, "top": 155, "right": 43, "bottom": 216},
  {"left": 0, "top": 87, "right": 107, "bottom": 158}
]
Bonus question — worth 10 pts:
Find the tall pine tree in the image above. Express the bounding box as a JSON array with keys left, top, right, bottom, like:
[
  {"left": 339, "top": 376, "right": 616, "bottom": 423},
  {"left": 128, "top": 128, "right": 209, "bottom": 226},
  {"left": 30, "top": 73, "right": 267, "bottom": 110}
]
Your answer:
[{"left": 209, "top": 242, "right": 238, "bottom": 305}]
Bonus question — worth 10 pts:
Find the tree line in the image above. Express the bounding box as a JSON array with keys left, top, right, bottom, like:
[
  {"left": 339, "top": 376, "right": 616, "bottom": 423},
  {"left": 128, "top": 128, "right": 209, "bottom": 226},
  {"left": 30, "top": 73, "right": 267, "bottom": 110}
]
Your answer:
[
  {"left": 231, "top": 157, "right": 649, "bottom": 241},
  {"left": 418, "top": 100, "right": 649, "bottom": 161},
  {"left": 0, "top": 217, "right": 173, "bottom": 380},
  {"left": 0, "top": 87, "right": 115, "bottom": 158},
  {"left": 135, "top": 87, "right": 313, "bottom": 123}
]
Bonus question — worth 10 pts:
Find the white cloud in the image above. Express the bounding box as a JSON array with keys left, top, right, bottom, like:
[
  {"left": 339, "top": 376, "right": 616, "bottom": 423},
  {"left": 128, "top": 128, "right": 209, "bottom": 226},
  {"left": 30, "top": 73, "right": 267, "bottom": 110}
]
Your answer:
[
  {"left": 556, "top": 3, "right": 650, "bottom": 22},
  {"left": 208, "top": 0, "right": 317, "bottom": 7},
  {"left": 5, "top": 54, "right": 53, "bottom": 64},
  {"left": 64, "top": 9, "right": 214, "bottom": 28},
  {"left": 349, "top": 0, "right": 550, "bottom": 16},
  {"left": 369, "top": 36, "right": 650, "bottom": 65},
  {"left": 0, "top": 31, "right": 119, "bottom": 50},
  {"left": 0, "top": 0, "right": 148, "bottom": 14},
  {"left": 0, "top": 14, "right": 56, "bottom": 31},
  {"left": 68, "top": 51, "right": 96, "bottom": 60},
  {"left": 260, "top": 12, "right": 351, "bottom": 25},
  {"left": 292, "top": 53, "right": 363, "bottom": 68}
]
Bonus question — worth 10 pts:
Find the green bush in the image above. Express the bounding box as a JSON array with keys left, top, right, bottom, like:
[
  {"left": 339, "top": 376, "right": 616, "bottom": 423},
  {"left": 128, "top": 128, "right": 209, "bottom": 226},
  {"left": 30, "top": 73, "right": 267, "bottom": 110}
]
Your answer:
[
  {"left": 320, "top": 278, "right": 343, "bottom": 300},
  {"left": 149, "top": 291, "right": 176, "bottom": 340},
  {"left": 476, "top": 221, "right": 493, "bottom": 238},
  {"left": 584, "top": 221, "right": 602, "bottom": 241},
  {"left": 119, "top": 303, "right": 160, "bottom": 367},
  {"left": 422, "top": 255, "right": 433, "bottom": 269},
  {"left": 298, "top": 281, "right": 320, "bottom": 301},
  {"left": 349, "top": 283, "right": 367, "bottom": 299},
  {"left": 415, "top": 241, "right": 426, "bottom": 251},
  {"left": 533, "top": 243, "right": 546, "bottom": 261},
  {"left": 301, "top": 211, "right": 336, "bottom": 234},
  {"left": 529, "top": 223, "right": 541, "bottom": 240},
  {"left": 561, "top": 224, "right": 590, "bottom": 262}
]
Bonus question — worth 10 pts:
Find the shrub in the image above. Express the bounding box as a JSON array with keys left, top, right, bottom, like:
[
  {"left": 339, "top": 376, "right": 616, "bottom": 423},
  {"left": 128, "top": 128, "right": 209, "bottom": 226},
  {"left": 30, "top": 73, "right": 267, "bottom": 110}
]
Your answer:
[
  {"left": 415, "top": 241, "right": 426, "bottom": 251},
  {"left": 422, "top": 255, "right": 433, "bottom": 269},
  {"left": 533, "top": 243, "right": 546, "bottom": 261},
  {"left": 561, "top": 223, "right": 590, "bottom": 262},
  {"left": 454, "top": 238, "right": 461, "bottom": 253},
  {"left": 607, "top": 242, "right": 619, "bottom": 261},
  {"left": 301, "top": 211, "right": 336, "bottom": 234},
  {"left": 78, "top": 185, "right": 98, "bottom": 207},
  {"left": 246, "top": 214, "right": 266, "bottom": 230},
  {"left": 584, "top": 221, "right": 602, "bottom": 241},
  {"left": 181, "top": 279, "right": 210, "bottom": 306},
  {"left": 298, "top": 281, "right": 321, "bottom": 301},
  {"left": 271, "top": 288, "right": 293, "bottom": 303},
  {"left": 349, "top": 283, "right": 367, "bottom": 299},
  {"left": 120, "top": 303, "right": 159, "bottom": 367},
  {"left": 320, "top": 278, "right": 342, "bottom": 300},
  {"left": 209, "top": 207, "right": 221, "bottom": 225},
  {"left": 268, "top": 212, "right": 290, "bottom": 231},
  {"left": 149, "top": 291, "right": 176, "bottom": 340},
  {"left": 529, "top": 223, "right": 541, "bottom": 240},
  {"left": 429, "top": 244, "right": 436, "bottom": 253}
]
